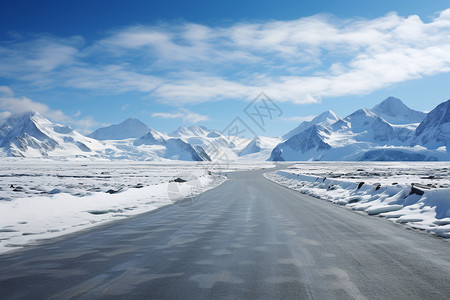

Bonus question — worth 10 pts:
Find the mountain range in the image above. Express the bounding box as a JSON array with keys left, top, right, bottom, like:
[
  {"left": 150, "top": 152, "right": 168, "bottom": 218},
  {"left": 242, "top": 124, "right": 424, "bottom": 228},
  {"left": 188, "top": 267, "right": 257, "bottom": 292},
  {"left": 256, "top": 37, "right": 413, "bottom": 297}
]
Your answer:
[
  {"left": 269, "top": 97, "right": 450, "bottom": 161},
  {"left": 0, "top": 97, "right": 449, "bottom": 161}
]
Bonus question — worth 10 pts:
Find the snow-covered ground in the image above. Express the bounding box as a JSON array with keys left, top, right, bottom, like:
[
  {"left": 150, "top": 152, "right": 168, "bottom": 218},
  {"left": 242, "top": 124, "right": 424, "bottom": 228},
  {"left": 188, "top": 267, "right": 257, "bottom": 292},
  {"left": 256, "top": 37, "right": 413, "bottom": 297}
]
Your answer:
[
  {"left": 0, "top": 160, "right": 275, "bottom": 254},
  {"left": 265, "top": 162, "right": 450, "bottom": 238}
]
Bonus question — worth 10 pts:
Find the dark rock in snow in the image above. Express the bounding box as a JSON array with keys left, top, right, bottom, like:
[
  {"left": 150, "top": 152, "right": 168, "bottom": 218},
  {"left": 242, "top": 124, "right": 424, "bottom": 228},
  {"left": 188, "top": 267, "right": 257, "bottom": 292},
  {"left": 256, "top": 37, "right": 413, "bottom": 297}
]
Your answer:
[{"left": 172, "top": 178, "right": 187, "bottom": 183}]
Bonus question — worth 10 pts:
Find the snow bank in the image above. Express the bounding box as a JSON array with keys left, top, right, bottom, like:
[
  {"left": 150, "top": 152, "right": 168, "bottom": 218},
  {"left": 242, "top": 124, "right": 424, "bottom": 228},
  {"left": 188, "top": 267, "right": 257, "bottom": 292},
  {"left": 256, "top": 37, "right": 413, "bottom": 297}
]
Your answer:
[{"left": 265, "top": 170, "right": 450, "bottom": 238}]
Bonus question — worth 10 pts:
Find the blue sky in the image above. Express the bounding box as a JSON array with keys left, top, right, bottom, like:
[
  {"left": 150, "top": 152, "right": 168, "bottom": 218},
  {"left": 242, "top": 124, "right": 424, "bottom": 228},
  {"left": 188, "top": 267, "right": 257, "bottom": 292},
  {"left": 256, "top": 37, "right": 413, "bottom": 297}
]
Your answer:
[{"left": 1, "top": 0, "right": 450, "bottom": 136}]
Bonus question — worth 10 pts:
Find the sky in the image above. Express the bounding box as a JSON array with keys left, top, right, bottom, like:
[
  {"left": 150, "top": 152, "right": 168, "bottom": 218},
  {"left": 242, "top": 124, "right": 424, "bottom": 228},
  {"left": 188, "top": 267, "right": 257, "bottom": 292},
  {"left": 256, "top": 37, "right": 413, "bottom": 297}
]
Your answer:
[{"left": 1, "top": 0, "right": 450, "bottom": 136}]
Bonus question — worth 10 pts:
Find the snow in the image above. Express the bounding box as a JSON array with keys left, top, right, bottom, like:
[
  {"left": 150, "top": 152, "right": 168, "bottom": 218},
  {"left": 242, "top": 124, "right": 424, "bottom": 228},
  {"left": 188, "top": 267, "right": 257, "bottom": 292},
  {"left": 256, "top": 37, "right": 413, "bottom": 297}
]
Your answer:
[
  {"left": 88, "top": 118, "right": 150, "bottom": 140},
  {"left": 133, "top": 129, "right": 166, "bottom": 146},
  {"left": 0, "top": 161, "right": 275, "bottom": 254},
  {"left": 0, "top": 112, "right": 117, "bottom": 158},
  {"left": 2, "top": 97, "right": 448, "bottom": 163},
  {"left": 270, "top": 98, "right": 450, "bottom": 161},
  {"left": 169, "top": 125, "right": 211, "bottom": 137},
  {"left": 87, "top": 120, "right": 267, "bottom": 161},
  {"left": 282, "top": 110, "right": 340, "bottom": 140},
  {"left": 165, "top": 125, "right": 251, "bottom": 160},
  {"left": 345, "top": 108, "right": 394, "bottom": 142},
  {"left": 238, "top": 136, "right": 282, "bottom": 160},
  {"left": 372, "top": 97, "right": 427, "bottom": 124},
  {"left": 264, "top": 162, "right": 450, "bottom": 238},
  {"left": 0, "top": 113, "right": 212, "bottom": 161},
  {"left": 412, "top": 99, "right": 450, "bottom": 150}
]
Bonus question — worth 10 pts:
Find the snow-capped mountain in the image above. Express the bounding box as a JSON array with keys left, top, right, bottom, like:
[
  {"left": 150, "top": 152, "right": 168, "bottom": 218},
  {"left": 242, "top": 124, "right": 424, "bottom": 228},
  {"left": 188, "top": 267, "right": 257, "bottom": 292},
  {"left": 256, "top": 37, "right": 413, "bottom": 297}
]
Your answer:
[
  {"left": 412, "top": 99, "right": 450, "bottom": 151},
  {"left": 1, "top": 96, "right": 448, "bottom": 162},
  {"left": 270, "top": 108, "right": 398, "bottom": 162},
  {"left": 344, "top": 108, "right": 394, "bottom": 142},
  {"left": 239, "top": 136, "right": 282, "bottom": 160},
  {"left": 163, "top": 139, "right": 211, "bottom": 161},
  {"left": 372, "top": 97, "right": 427, "bottom": 124},
  {"left": 283, "top": 110, "right": 340, "bottom": 140},
  {"left": 0, "top": 113, "right": 32, "bottom": 144},
  {"left": 166, "top": 125, "right": 251, "bottom": 160},
  {"left": 133, "top": 129, "right": 167, "bottom": 146},
  {"left": 169, "top": 126, "right": 211, "bottom": 138},
  {"left": 133, "top": 128, "right": 211, "bottom": 161},
  {"left": 88, "top": 118, "right": 150, "bottom": 140},
  {"left": 0, "top": 113, "right": 211, "bottom": 161},
  {"left": 165, "top": 125, "right": 278, "bottom": 160},
  {"left": 270, "top": 125, "right": 332, "bottom": 161},
  {"left": 0, "top": 112, "right": 114, "bottom": 158},
  {"left": 270, "top": 98, "right": 449, "bottom": 161}
]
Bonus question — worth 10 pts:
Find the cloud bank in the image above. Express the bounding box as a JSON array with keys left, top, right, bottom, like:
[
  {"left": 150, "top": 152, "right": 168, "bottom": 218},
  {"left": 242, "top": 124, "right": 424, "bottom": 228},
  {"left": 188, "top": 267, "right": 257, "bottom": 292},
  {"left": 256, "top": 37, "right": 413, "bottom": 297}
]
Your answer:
[
  {"left": 0, "top": 86, "right": 98, "bottom": 133},
  {"left": 1, "top": 9, "right": 450, "bottom": 104}
]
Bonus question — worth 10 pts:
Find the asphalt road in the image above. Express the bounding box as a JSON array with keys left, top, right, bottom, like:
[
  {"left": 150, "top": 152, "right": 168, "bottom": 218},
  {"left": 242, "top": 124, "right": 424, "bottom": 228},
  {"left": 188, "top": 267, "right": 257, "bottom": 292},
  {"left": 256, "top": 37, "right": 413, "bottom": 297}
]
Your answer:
[{"left": 1, "top": 169, "right": 449, "bottom": 299}]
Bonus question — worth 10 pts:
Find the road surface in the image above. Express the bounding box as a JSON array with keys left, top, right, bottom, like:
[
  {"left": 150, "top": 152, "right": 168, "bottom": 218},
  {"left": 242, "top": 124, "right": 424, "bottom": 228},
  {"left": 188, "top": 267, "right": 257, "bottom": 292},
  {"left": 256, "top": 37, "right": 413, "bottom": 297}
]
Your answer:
[{"left": 1, "top": 169, "right": 449, "bottom": 299}]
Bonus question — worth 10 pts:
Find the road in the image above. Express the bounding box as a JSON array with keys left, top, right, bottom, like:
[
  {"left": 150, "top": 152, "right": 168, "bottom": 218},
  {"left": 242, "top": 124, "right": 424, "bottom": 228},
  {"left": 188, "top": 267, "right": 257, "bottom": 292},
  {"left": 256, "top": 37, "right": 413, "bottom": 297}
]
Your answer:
[{"left": 0, "top": 169, "right": 449, "bottom": 299}]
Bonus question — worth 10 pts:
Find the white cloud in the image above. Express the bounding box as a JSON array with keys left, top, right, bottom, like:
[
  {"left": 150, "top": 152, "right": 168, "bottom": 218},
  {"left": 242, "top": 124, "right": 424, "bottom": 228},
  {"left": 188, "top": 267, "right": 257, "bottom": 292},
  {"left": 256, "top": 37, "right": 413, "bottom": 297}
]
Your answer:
[
  {"left": 63, "top": 65, "right": 162, "bottom": 93},
  {"left": 96, "top": 24, "right": 257, "bottom": 66},
  {"left": 153, "top": 75, "right": 261, "bottom": 104},
  {"left": 0, "top": 86, "right": 13, "bottom": 96},
  {"left": 0, "top": 86, "right": 65, "bottom": 121},
  {"left": 71, "top": 116, "right": 99, "bottom": 134},
  {"left": 2, "top": 9, "right": 450, "bottom": 104},
  {"left": 0, "top": 35, "right": 81, "bottom": 78},
  {"left": 0, "top": 86, "right": 99, "bottom": 133},
  {"left": 0, "top": 111, "right": 11, "bottom": 123},
  {"left": 152, "top": 108, "right": 209, "bottom": 123}
]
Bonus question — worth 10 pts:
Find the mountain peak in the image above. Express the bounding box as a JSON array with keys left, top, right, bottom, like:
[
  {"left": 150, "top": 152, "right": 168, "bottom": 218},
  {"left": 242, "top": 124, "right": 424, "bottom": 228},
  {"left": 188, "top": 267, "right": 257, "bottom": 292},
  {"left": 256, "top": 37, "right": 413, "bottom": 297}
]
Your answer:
[
  {"left": 324, "top": 109, "right": 338, "bottom": 115},
  {"left": 413, "top": 99, "right": 450, "bottom": 149},
  {"left": 88, "top": 118, "right": 150, "bottom": 140},
  {"left": 170, "top": 125, "right": 210, "bottom": 137},
  {"left": 282, "top": 110, "right": 340, "bottom": 140},
  {"left": 239, "top": 136, "right": 282, "bottom": 157},
  {"left": 133, "top": 129, "right": 166, "bottom": 146},
  {"left": 374, "top": 97, "right": 408, "bottom": 112},
  {"left": 6, "top": 111, "right": 41, "bottom": 121},
  {"left": 316, "top": 110, "right": 339, "bottom": 121},
  {"left": 0, "top": 111, "right": 61, "bottom": 156},
  {"left": 271, "top": 124, "right": 332, "bottom": 160},
  {"left": 121, "top": 118, "right": 146, "bottom": 125},
  {"left": 384, "top": 96, "right": 403, "bottom": 103},
  {"left": 372, "top": 97, "right": 426, "bottom": 124},
  {"left": 348, "top": 108, "right": 376, "bottom": 119}
]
